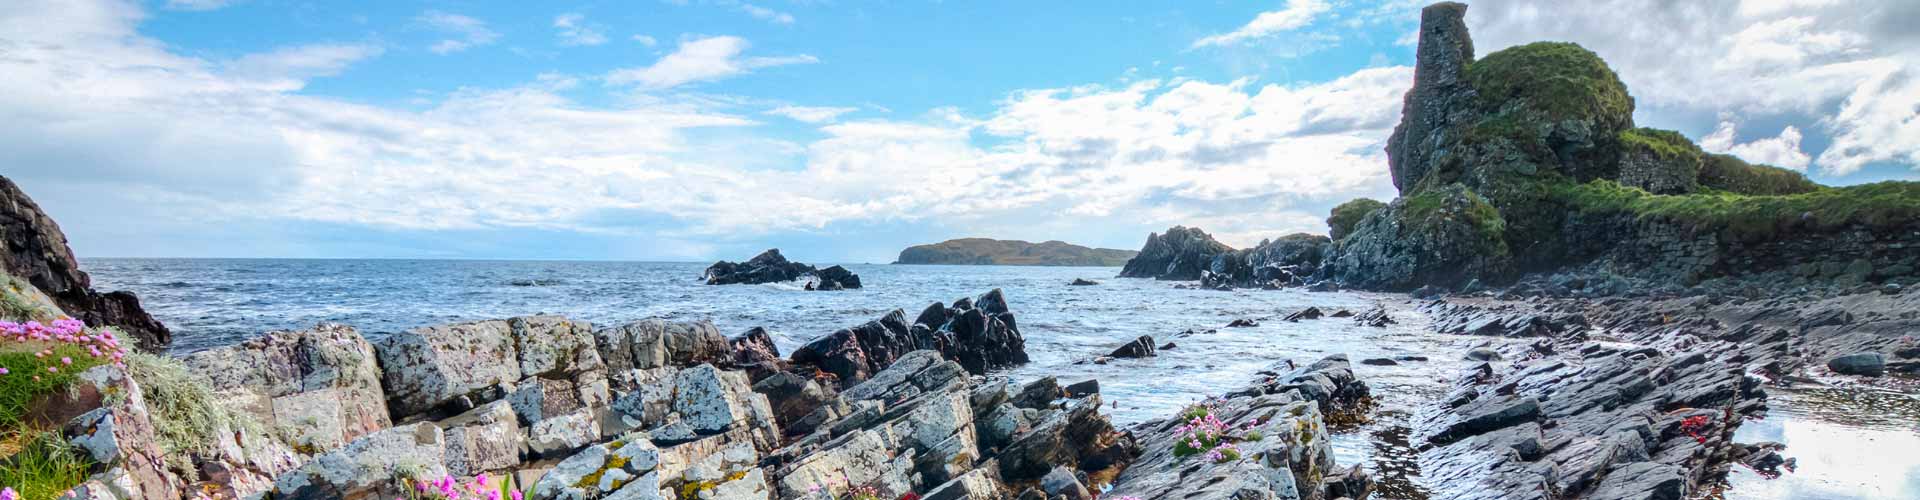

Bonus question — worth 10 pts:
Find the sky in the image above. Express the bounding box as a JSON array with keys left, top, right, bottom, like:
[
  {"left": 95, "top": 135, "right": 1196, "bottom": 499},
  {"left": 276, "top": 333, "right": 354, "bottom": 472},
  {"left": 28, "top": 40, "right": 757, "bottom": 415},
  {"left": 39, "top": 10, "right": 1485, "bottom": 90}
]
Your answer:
[{"left": 2, "top": 0, "right": 1916, "bottom": 263}]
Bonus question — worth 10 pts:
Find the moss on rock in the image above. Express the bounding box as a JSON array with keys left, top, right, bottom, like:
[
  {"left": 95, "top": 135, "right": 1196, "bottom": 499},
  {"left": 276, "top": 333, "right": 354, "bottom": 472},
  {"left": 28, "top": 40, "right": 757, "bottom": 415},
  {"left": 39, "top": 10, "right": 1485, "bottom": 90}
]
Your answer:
[
  {"left": 1468, "top": 42, "right": 1633, "bottom": 129},
  {"left": 1559, "top": 179, "right": 1920, "bottom": 242},
  {"left": 1696, "top": 153, "right": 1822, "bottom": 196},
  {"left": 1326, "top": 198, "right": 1387, "bottom": 241}
]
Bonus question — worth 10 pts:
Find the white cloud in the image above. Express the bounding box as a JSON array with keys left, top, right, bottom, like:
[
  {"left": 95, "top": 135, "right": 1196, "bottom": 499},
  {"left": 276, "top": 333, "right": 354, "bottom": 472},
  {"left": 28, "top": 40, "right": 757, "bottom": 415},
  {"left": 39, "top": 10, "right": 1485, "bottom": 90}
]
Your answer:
[
  {"left": 1463, "top": 0, "right": 1920, "bottom": 174},
  {"left": 1700, "top": 121, "right": 1813, "bottom": 170},
  {"left": 766, "top": 105, "right": 858, "bottom": 123},
  {"left": 1193, "top": 0, "right": 1333, "bottom": 48},
  {"left": 738, "top": 3, "right": 795, "bottom": 24},
  {"left": 605, "top": 35, "right": 817, "bottom": 89},
  {"left": 226, "top": 44, "right": 384, "bottom": 91},
  {"left": 553, "top": 13, "right": 608, "bottom": 46},
  {"left": 418, "top": 10, "right": 498, "bottom": 54},
  {"left": 633, "top": 34, "right": 659, "bottom": 47},
  {"left": 0, "top": 0, "right": 1418, "bottom": 253}
]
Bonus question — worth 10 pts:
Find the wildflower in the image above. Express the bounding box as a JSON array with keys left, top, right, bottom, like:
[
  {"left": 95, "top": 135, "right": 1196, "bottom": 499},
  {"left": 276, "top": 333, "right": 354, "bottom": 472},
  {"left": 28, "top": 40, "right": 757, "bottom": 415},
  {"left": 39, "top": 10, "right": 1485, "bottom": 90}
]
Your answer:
[
  {"left": 61, "top": 356, "right": 72, "bottom": 365},
  {"left": 2, "top": 486, "right": 17, "bottom": 500},
  {"left": 0, "top": 367, "right": 9, "bottom": 375},
  {"left": 512, "top": 491, "right": 524, "bottom": 500},
  {"left": 48, "top": 366, "right": 58, "bottom": 373}
]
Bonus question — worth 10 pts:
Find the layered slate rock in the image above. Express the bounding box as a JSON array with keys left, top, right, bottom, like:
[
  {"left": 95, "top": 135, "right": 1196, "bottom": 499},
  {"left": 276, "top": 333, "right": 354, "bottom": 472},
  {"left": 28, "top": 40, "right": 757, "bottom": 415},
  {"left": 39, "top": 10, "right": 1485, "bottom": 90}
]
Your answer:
[
  {"left": 270, "top": 423, "right": 448, "bottom": 500},
  {"left": 791, "top": 289, "right": 1029, "bottom": 385},
  {"left": 1118, "top": 226, "right": 1233, "bottom": 280},
  {"left": 0, "top": 175, "right": 171, "bottom": 351},
  {"left": 1105, "top": 354, "right": 1374, "bottom": 500},
  {"left": 182, "top": 323, "right": 391, "bottom": 454},
  {"left": 375, "top": 315, "right": 607, "bottom": 432},
  {"left": 1415, "top": 299, "right": 1767, "bottom": 500}
]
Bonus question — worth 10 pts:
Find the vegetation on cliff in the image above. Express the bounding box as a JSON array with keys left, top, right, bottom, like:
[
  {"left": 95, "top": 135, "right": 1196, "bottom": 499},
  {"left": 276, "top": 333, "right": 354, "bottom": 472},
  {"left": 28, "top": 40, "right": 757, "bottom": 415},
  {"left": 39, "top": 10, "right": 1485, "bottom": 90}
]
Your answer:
[
  {"left": 896, "top": 238, "right": 1137, "bottom": 266},
  {"left": 1466, "top": 41, "right": 1632, "bottom": 132},
  {"left": 1697, "top": 153, "right": 1822, "bottom": 196},
  {"left": 1326, "top": 199, "right": 1386, "bottom": 242},
  {"left": 1561, "top": 180, "right": 1920, "bottom": 242}
]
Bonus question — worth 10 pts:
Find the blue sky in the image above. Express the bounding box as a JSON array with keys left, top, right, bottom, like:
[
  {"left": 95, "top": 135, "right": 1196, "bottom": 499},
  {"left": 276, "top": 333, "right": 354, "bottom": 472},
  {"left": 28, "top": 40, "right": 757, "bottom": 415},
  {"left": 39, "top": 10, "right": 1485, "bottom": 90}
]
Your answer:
[{"left": 3, "top": 0, "right": 1917, "bottom": 263}]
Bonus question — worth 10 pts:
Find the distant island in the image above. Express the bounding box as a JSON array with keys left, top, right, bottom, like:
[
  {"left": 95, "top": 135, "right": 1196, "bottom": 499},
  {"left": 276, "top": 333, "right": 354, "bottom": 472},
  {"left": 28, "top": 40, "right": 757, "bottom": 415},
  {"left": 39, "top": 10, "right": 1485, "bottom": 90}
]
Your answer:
[{"left": 894, "top": 238, "right": 1138, "bottom": 266}]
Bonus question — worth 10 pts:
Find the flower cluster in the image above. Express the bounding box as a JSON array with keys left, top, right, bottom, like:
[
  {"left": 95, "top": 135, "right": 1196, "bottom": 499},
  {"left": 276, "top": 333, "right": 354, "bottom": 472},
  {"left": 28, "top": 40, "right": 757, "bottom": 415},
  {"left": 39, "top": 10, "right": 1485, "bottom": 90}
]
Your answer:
[
  {"left": 0, "top": 319, "right": 128, "bottom": 379},
  {"left": 1679, "top": 415, "right": 1712, "bottom": 444},
  {"left": 1171, "top": 398, "right": 1262, "bottom": 464},
  {"left": 404, "top": 473, "right": 520, "bottom": 500},
  {"left": 2, "top": 486, "right": 17, "bottom": 500}
]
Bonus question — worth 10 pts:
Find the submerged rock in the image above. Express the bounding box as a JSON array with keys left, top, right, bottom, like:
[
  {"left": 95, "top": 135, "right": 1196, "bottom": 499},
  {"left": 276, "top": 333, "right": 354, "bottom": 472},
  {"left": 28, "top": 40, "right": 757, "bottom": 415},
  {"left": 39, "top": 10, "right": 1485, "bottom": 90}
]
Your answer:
[
  {"left": 1826, "top": 352, "right": 1886, "bottom": 377},
  {"left": 1107, "top": 335, "right": 1157, "bottom": 358}
]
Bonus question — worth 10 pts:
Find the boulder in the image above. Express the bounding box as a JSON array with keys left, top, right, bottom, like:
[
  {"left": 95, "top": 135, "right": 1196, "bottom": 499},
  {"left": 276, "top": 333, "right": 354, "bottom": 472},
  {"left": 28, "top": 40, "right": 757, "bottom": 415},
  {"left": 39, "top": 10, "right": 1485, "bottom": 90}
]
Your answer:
[
  {"left": 729, "top": 327, "right": 785, "bottom": 380},
  {"left": 1107, "top": 335, "right": 1157, "bottom": 358},
  {"left": 596, "top": 319, "right": 734, "bottom": 373},
  {"left": 270, "top": 423, "right": 447, "bottom": 500},
  {"left": 182, "top": 323, "right": 390, "bottom": 452},
  {"left": 437, "top": 400, "right": 523, "bottom": 476},
  {"left": 704, "top": 248, "right": 816, "bottom": 285},
  {"left": 373, "top": 319, "right": 523, "bottom": 421},
  {"left": 1826, "top": 352, "right": 1886, "bottom": 377}
]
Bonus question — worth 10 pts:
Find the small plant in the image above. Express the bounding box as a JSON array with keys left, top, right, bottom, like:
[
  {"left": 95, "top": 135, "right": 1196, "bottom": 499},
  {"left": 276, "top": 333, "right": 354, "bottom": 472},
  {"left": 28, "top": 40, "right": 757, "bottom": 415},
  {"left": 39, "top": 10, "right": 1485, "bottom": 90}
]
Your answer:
[
  {"left": 1170, "top": 397, "right": 1265, "bottom": 464},
  {"left": 403, "top": 472, "right": 520, "bottom": 500},
  {"left": 1679, "top": 415, "right": 1712, "bottom": 444},
  {"left": 0, "top": 431, "right": 93, "bottom": 500}
]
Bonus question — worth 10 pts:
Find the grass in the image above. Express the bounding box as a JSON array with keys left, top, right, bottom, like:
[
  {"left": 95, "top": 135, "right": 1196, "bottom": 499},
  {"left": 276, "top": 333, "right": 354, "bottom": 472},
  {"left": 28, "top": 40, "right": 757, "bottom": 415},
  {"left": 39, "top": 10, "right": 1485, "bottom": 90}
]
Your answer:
[
  {"left": 1559, "top": 179, "right": 1920, "bottom": 241},
  {"left": 1326, "top": 198, "right": 1386, "bottom": 241},
  {"left": 1697, "top": 153, "right": 1822, "bottom": 196},
  {"left": 1468, "top": 42, "right": 1633, "bottom": 127},
  {"left": 1619, "top": 127, "right": 1701, "bottom": 163},
  {"left": 0, "top": 344, "right": 108, "bottom": 431},
  {"left": 0, "top": 430, "right": 94, "bottom": 500}
]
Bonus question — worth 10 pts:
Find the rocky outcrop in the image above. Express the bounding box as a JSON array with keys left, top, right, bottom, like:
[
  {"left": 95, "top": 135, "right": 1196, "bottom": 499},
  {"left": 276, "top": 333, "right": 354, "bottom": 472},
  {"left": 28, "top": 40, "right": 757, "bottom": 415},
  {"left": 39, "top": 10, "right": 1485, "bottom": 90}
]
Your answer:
[
  {"left": 0, "top": 176, "right": 171, "bottom": 351},
  {"left": 1385, "top": 1, "right": 1475, "bottom": 194},
  {"left": 1105, "top": 354, "right": 1373, "bottom": 500},
  {"left": 1118, "top": 226, "right": 1233, "bottom": 280},
  {"left": 1327, "top": 198, "right": 1387, "bottom": 242},
  {"left": 813, "top": 265, "right": 863, "bottom": 290},
  {"left": 704, "top": 248, "right": 865, "bottom": 290},
  {"left": 1327, "top": 184, "right": 1513, "bottom": 290},
  {"left": 790, "top": 289, "right": 1028, "bottom": 385}
]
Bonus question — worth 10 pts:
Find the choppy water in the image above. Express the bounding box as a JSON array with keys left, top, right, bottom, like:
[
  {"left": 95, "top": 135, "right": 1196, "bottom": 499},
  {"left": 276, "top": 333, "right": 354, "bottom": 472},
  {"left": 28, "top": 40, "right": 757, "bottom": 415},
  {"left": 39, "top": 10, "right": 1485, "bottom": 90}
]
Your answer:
[{"left": 82, "top": 258, "right": 1916, "bottom": 499}]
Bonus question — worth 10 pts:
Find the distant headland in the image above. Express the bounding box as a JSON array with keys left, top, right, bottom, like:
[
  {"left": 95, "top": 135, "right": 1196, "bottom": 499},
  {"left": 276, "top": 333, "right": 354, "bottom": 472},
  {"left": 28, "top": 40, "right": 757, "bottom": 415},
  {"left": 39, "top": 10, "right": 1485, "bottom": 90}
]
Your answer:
[{"left": 894, "top": 238, "right": 1138, "bottom": 266}]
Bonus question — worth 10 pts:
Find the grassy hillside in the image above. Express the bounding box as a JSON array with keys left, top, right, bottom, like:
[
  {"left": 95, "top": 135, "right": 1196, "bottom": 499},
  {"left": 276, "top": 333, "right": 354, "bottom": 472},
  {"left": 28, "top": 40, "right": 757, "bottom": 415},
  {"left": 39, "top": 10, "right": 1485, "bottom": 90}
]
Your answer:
[{"left": 895, "top": 238, "right": 1138, "bottom": 266}]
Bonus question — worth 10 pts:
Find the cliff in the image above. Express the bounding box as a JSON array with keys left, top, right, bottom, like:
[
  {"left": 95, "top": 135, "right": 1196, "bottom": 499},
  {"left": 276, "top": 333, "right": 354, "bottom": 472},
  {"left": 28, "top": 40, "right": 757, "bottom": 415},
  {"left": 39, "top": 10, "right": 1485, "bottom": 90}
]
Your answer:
[
  {"left": 0, "top": 175, "right": 170, "bottom": 351},
  {"left": 894, "top": 238, "right": 1137, "bottom": 266}
]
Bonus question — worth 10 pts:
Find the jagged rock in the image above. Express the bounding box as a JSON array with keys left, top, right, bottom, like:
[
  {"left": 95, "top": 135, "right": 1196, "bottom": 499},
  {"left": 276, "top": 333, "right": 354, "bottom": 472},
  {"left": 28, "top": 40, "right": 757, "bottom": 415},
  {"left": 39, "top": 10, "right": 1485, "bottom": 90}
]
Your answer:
[
  {"left": 1011, "top": 376, "right": 1065, "bottom": 410},
  {"left": 1040, "top": 466, "right": 1091, "bottom": 500},
  {"left": 270, "top": 423, "right": 447, "bottom": 500},
  {"left": 791, "top": 309, "right": 916, "bottom": 384},
  {"left": 1225, "top": 318, "right": 1259, "bottom": 328},
  {"left": 1353, "top": 306, "right": 1396, "bottom": 327},
  {"left": 596, "top": 319, "right": 734, "bottom": 373},
  {"left": 529, "top": 436, "right": 662, "bottom": 500},
  {"left": 922, "top": 468, "right": 1000, "bottom": 500},
  {"left": 997, "top": 394, "right": 1133, "bottom": 482},
  {"left": 182, "top": 323, "right": 390, "bottom": 454},
  {"left": 54, "top": 366, "right": 179, "bottom": 500},
  {"left": 753, "top": 371, "right": 832, "bottom": 434},
  {"left": 0, "top": 176, "right": 171, "bottom": 350},
  {"left": 813, "top": 265, "right": 864, "bottom": 290},
  {"left": 793, "top": 290, "right": 1028, "bottom": 385},
  {"left": 1118, "top": 226, "right": 1233, "bottom": 280},
  {"left": 1107, "top": 335, "right": 1156, "bottom": 358},
  {"left": 1385, "top": 2, "right": 1475, "bottom": 193},
  {"left": 729, "top": 327, "right": 785, "bottom": 381},
  {"left": 1826, "top": 352, "right": 1886, "bottom": 377},
  {"left": 704, "top": 248, "right": 816, "bottom": 285},
  {"left": 1327, "top": 184, "right": 1513, "bottom": 291},
  {"left": 437, "top": 400, "right": 523, "bottom": 476},
  {"left": 374, "top": 319, "right": 523, "bottom": 421}
]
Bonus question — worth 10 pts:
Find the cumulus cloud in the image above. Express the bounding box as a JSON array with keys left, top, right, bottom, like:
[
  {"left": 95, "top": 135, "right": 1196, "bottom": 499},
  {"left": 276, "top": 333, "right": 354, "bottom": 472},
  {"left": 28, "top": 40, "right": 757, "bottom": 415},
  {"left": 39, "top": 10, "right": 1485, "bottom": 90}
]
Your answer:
[
  {"left": 605, "top": 35, "right": 817, "bottom": 89},
  {"left": 553, "top": 13, "right": 609, "bottom": 46},
  {"left": 418, "top": 10, "right": 498, "bottom": 54},
  {"left": 1699, "top": 121, "right": 1813, "bottom": 170},
  {"left": 1193, "top": 0, "right": 1333, "bottom": 48},
  {"left": 766, "top": 105, "right": 858, "bottom": 123},
  {"left": 1462, "top": 0, "right": 1920, "bottom": 174}
]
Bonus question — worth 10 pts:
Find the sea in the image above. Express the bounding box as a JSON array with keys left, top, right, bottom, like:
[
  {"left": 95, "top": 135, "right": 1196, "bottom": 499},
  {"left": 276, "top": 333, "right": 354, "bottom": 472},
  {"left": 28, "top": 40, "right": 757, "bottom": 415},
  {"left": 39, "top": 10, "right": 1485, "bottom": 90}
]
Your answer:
[{"left": 83, "top": 258, "right": 1919, "bottom": 500}]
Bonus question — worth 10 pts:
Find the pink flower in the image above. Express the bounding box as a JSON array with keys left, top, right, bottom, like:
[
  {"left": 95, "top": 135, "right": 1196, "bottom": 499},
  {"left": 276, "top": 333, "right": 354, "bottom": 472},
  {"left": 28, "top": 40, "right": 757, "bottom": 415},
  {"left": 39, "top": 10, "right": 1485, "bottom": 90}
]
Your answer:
[
  {"left": 2, "top": 486, "right": 17, "bottom": 500},
  {"left": 512, "top": 491, "right": 524, "bottom": 500},
  {"left": 48, "top": 366, "right": 58, "bottom": 373},
  {"left": 0, "top": 367, "right": 9, "bottom": 375},
  {"left": 61, "top": 356, "right": 72, "bottom": 365}
]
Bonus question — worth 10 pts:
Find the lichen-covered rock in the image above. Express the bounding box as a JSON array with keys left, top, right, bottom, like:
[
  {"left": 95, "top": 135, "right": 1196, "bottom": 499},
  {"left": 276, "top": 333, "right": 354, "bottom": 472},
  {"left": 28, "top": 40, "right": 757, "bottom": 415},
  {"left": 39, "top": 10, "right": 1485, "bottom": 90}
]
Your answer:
[
  {"left": 182, "top": 323, "right": 390, "bottom": 453},
  {"left": 529, "top": 411, "right": 600, "bottom": 458},
  {"left": 596, "top": 319, "right": 734, "bottom": 373},
  {"left": 774, "top": 429, "right": 917, "bottom": 499},
  {"left": 511, "top": 315, "right": 603, "bottom": 378},
  {"left": 529, "top": 437, "right": 662, "bottom": 500},
  {"left": 374, "top": 319, "right": 522, "bottom": 421},
  {"left": 438, "top": 400, "right": 523, "bottom": 476},
  {"left": 270, "top": 423, "right": 447, "bottom": 500}
]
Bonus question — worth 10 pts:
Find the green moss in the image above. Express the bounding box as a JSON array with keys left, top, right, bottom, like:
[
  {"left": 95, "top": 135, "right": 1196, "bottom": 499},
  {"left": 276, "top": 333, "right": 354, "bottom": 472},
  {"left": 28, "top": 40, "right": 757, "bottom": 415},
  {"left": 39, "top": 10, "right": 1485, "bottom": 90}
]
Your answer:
[
  {"left": 0, "top": 430, "right": 95, "bottom": 500},
  {"left": 1403, "top": 188, "right": 1508, "bottom": 244},
  {"left": 1620, "top": 127, "right": 1701, "bottom": 163},
  {"left": 1697, "top": 153, "right": 1822, "bottom": 196},
  {"left": 1559, "top": 179, "right": 1920, "bottom": 241},
  {"left": 1327, "top": 198, "right": 1387, "bottom": 241},
  {"left": 1468, "top": 42, "right": 1633, "bottom": 127}
]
